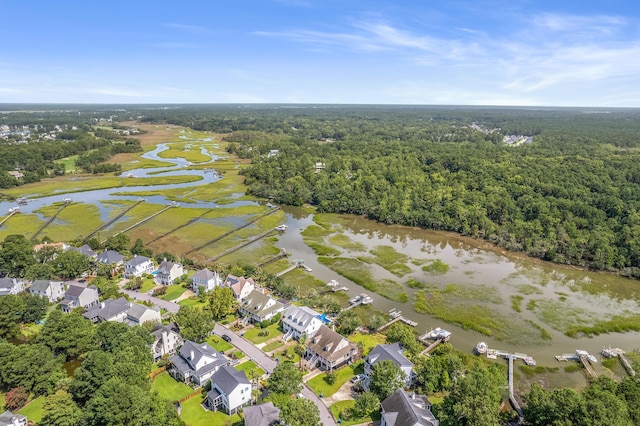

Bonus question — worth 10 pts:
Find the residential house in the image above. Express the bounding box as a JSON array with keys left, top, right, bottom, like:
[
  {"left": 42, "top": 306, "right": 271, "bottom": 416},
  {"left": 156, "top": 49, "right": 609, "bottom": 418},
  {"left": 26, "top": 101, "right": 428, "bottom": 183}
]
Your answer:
[
  {"left": 238, "top": 289, "right": 284, "bottom": 324},
  {"left": 7, "top": 170, "right": 24, "bottom": 180},
  {"left": 126, "top": 303, "right": 161, "bottom": 326},
  {"left": 29, "top": 279, "right": 65, "bottom": 302},
  {"left": 68, "top": 244, "right": 97, "bottom": 260},
  {"left": 0, "top": 410, "right": 27, "bottom": 426},
  {"left": 281, "top": 305, "right": 323, "bottom": 341},
  {"left": 191, "top": 268, "right": 221, "bottom": 295},
  {"left": 380, "top": 389, "right": 439, "bottom": 426},
  {"left": 155, "top": 259, "right": 183, "bottom": 285},
  {"left": 224, "top": 274, "right": 255, "bottom": 301},
  {"left": 33, "top": 242, "right": 68, "bottom": 261},
  {"left": 170, "top": 340, "right": 229, "bottom": 386},
  {"left": 60, "top": 285, "right": 99, "bottom": 313},
  {"left": 150, "top": 323, "right": 183, "bottom": 361},
  {"left": 204, "top": 365, "right": 251, "bottom": 415},
  {"left": 304, "top": 324, "right": 358, "bottom": 371},
  {"left": 243, "top": 402, "right": 281, "bottom": 426},
  {"left": 96, "top": 250, "right": 126, "bottom": 266},
  {"left": 363, "top": 343, "right": 414, "bottom": 389},
  {"left": 0, "top": 278, "right": 25, "bottom": 296},
  {"left": 82, "top": 297, "right": 130, "bottom": 323},
  {"left": 124, "top": 255, "right": 154, "bottom": 278}
]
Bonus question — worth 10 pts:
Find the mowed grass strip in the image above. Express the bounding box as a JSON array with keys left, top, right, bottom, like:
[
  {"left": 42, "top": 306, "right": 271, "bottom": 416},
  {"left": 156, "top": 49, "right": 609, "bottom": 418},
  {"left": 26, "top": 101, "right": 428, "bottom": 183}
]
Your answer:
[
  {"left": 18, "top": 396, "right": 45, "bottom": 424},
  {"left": 307, "top": 364, "right": 358, "bottom": 397},
  {"left": 243, "top": 323, "right": 282, "bottom": 345},
  {"left": 179, "top": 394, "right": 242, "bottom": 426},
  {"left": 235, "top": 360, "right": 265, "bottom": 378},
  {"left": 151, "top": 371, "right": 193, "bottom": 401}
]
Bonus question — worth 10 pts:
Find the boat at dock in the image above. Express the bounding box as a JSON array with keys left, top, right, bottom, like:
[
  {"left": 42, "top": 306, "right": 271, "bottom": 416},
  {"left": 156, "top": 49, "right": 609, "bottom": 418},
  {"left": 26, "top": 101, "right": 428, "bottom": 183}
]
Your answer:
[
  {"left": 577, "top": 350, "right": 598, "bottom": 363},
  {"left": 476, "top": 341, "right": 488, "bottom": 354},
  {"left": 423, "top": 327, "right": 452, "bottom": 341},
  {"left": 275, "top": 224, "right": 288, "bottom": 232}
]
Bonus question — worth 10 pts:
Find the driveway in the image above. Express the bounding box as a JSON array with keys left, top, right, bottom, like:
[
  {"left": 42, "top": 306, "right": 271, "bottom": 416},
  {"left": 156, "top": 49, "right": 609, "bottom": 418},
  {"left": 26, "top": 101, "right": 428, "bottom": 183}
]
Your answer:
[
  {"left": 121, "top": 288, "right": 180, "bottom": 313},
  {"left": 214, "top": 323, "right": 338, "bottom": 426}
]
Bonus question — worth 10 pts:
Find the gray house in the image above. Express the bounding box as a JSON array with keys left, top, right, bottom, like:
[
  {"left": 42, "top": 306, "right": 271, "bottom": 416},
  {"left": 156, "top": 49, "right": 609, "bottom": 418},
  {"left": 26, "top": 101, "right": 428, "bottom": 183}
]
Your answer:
[
  {"left": 238, "top": 289, "right": 284, "bottom": 324},
  {"left": 29, "top": 280, "right": 65, "bottom": 302},
  {"left": 170, "top": 340, "right": 229, "bottom": 386},
  {"left": 155, "top": 260, "right": 183, "bottom": 285},
  {"left": 0, "top": 278, "right": 25, "bottom": 296},
  {"left": 150, "top": 323, "right": 183, "bottom": 361},
  {"left": 243, "top": 402, "right": 281, "bottom": 426},
  {"left": 191, "top": 268, "right": 221, "bottom": 295},
  {"left": 68, "top": 244, "right": 97, "bottom": 260},
  {"left": 82, "top": 297, "right": 130, "bottom": 323},
  {"left": 61, "top": 285, "right": 99, "bottom": 313},
  {"left": 364, "top": 343, "right": 414, "bottom": 389},
  {"left": 123, "top": 255, "right": 154, "bottom": 278},
  {"left": 381, "top": 389, "right": 439, "bottom": 426},
  {"left": 204, "top": 365, "right": 251, "bottom": 415},
  {"left": 96, "top": 250, "right": 126, "bottom": 266}
]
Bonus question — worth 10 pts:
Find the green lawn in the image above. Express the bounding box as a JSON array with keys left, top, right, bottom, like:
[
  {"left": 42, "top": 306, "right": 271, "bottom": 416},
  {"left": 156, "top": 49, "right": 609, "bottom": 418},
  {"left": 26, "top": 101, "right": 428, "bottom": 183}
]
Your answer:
[
  {"left": 18, "top": 396, "right": 45, "bottom": 424},
  {"left": 206, "top": 335, "right": 233, "bottom": 353},
  {"left": 0, "top": 392, "right": 5, "bottom": 410},
  {"left": 151, "top": 372, "right": 194, "bottom": 401},
  {"left": 348, "top": 332, "right": 387, "bottom": 356},
  {"left": 274, "top": 346, "right": 300, "bottom": 365},
  {"left": 307, "top": 363, "right": 359, "bottom": 397},
  {"left": 179, "top": 395, "right": 242, "bottom": 426},
  {"left": 179, "top": 297, "right": 207, "bottom": 308},
  {"left": 162, "top": 285, "right": 188, "bottom": 301},
  {"left": 262, "top": 340, "right": 285, "bottom": 352},
  {"left": 140, "top": 278, "right": 157, "bottom": 293},
  {"left": 235, "top": 360, "right": 266, "bottom": 378},
  {"left": 243, "top": 323, "right": 282, "bottom": 345},
  {"left": 330, "top": 400, "right": 380, "bottom": 426}
]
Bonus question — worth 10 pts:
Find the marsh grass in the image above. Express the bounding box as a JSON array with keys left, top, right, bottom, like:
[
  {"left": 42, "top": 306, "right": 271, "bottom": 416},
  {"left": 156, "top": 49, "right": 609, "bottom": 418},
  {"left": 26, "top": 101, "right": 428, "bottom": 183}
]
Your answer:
[
  {"left": 532, "top": 299, "right": 595, "bottom": 335},
  {"left": 519, "top": 365, "right": 559, "bottom": 377},
  {"left": 564, "top": 364, "right": 582, "bottom": 373},
  {"left": 525, "top": 319, "right": 553, "bottom": 341},
  {"left": 421, "top": 259, "right": 450, "bottom": 274},
  {"left": 318, "top": 256, "right": 408, "bottom": 302},
  {"left": 517, "top": 284, "right": 543, "bottom": 295},
  {"left": 301, "top": 224, "right": 332, "bottom": 238},
  {"left": 511, "top": 295, "right": 523, "bottom": 312},
  {"left": 359, "top": 245, "right": 412, "bottom": 277},
  {"left": 329, "top": 234, "right": 366, "bottom": 251},
  {"left": 565, "top": 313, "right": 640, "bottom": 337},
  {"left": 406, "top": 279, "right": 430, "bottom": 289}
]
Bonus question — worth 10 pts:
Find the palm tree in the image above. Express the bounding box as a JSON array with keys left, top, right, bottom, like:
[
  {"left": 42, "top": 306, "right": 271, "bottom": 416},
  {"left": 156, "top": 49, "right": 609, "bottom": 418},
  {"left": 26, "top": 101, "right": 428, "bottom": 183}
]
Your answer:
[{"left": 294, "top": 332, "right": 307, "bottom": 371}]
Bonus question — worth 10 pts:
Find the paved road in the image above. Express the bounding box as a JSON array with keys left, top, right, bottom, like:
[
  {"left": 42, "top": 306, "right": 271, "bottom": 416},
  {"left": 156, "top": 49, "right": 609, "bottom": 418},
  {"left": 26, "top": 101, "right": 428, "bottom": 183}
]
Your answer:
[
  {"left": 213, "top": 323, "right": 338, "bottom": 426},
  {"left": 121, "top": 288, "right": 180, "bottom": 313}
]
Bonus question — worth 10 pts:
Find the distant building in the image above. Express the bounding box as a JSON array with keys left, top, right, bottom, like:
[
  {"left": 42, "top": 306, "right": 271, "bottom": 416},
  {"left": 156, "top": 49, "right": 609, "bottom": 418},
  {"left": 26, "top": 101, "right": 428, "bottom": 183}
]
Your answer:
[
  {"left": 381, "top": 389, "right": 439, "bottom": 426},
  {"left": 29, "top": 279, "right": 65, "bottom": 302},
  {"left": 96, "top": 250, "right": 126, "bottom": 266},
  {"left": 0, "top": 278, "right": 25, "bottom": 296},
  {"left": 61, "top": 285, "right": 99, "bottom": 313},
  {"left": 123, "top": 255, "right": 154, "bottom": 278},
  {"left": 68, "top": 244, "right": 97, "bottom": 260}
]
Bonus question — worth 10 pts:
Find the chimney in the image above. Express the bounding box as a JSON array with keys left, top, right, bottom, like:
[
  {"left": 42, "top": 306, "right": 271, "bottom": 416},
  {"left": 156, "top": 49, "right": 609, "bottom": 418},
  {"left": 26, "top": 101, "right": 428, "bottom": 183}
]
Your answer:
[{"left": 190, "top": 350, "right": 195, "bottom": 360}]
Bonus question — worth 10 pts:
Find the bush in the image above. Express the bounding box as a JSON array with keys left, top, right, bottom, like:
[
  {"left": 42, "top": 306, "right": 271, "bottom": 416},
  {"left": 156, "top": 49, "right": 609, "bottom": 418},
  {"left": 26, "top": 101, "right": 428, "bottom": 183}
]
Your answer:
[
  {"left": 271, "top": 312, "right": 282, "bottom": 324},
  {"left": 152, "top": 286, "right": 167, "bottom": 296},
  {"left": 260, "top": 320, "right": 271, "bottom": 328},
  {"left": 258, "top": 330, "right": 270, "bottom": 337},
  {"left": 6, "top": 386, "right": 29, "bottom": 411},
  {"left": 324, "top": 372, "right": 337, "bottom": 385}
]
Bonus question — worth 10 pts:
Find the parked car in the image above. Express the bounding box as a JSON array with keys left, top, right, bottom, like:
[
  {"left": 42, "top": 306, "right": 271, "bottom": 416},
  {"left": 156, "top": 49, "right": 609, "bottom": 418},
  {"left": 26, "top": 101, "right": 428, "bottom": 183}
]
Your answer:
[
  {"left": 221, "top": 334, "right": 232, "bottom": 342},
  {"left": 350, "top": 374, "right": 364, "bottom": 383}
]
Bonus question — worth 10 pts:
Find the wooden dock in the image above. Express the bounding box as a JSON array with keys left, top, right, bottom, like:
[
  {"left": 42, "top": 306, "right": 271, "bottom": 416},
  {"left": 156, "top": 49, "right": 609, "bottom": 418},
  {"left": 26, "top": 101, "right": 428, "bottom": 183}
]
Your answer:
[
  {"left": 84, "top": 199, "right": 145, "bottom": 241},
  {"left": 208, "top": 229, "right": 276, "bottom": 262},
  {"left": 257, "top": 248, "right": 289, "bottom": 267},
  {"left": 0, "top": 210, "right": 18, "bottom": 227},
  {"left": 376, "top": 310, "right": 417, "bottom": 331},
  {"left": 602, "top": 347, "right": 635, "bottom": 377},
  {"left": 108, "top": 203, "right": 175, "bottom": 240},
  {"left": 274, "top": 259, "right": 312, "bottom": 277},
  {"left": 579, "top": 355, "right": 597, "bottom": 379},
  {"left": 30, "top": 202, "right": 69, "bottom": 240},
  {"left": 508, "top": 355, "right": 524, "bottom": 419}
]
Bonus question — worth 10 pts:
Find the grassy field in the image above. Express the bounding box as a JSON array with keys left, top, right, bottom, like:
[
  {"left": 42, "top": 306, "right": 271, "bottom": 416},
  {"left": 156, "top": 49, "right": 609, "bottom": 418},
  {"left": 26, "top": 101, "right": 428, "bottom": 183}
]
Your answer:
[
  {"left": 18, "top": 396, "right": 45, "bottom": 424},
  {"left": 243, "top": 323, "right": 283, "bottom": 345},
  {"left": 262, "top": 340, "right": 285, "bottom": 352},
  {"left": 151, "top": 371, "right": 193, "bottom": 401},
  {"left": 179, "top": 395, "right": 242, "bottom": 426},
  {"left": 348, "top": 332, "right": 386, "bottom": 355},
  {"left": 55, "top": 154, "right": 78, "bottom": 172},
  {"left": 235, "top": 360, "right": 265, "bottom": 378},
  {"left": 307, "top": 364, "right": 358, "bottom": 397},
  {"left": 162, "top": 285, "right": 188, "bottom": 301},
  {"left": 206, "top": 335, "right": 234, "bottom": 353},
  {"left": 329, "top": 400, "right": 380, "bottom": 426},
  {"left": 157, "top": 142, "right": 213, "bottom": 163}
]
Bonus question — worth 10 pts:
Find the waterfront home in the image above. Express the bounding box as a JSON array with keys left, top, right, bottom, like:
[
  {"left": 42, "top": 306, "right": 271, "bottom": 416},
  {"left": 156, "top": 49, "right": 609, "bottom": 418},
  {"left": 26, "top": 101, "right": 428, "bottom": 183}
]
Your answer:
[
  {"left": 363, "top": 343, "right": 414, "bottom": 389},
  {"left": 0, "top": 277, "right": 25, "bottom": 296},
  {"left": 155, "top": 259, "right": 184, "bottom": 285},
  {"left": 123, "top": 255, "right": 155, "bottom": 278},
  {"left": 96, "top": 249, "right": 125, "bottom": 266},
  {"left": 61, "top": 285, "right": 99, "bottom": 313},
  {"left": 238, "top": 289, "right": 284, "bottom": 324},
  {"left": 29, "top": 279, "right": 65, "bottom": 302},
  {"left": 82, "top": 297, "right": 130, "bottom": 323},
  {"left": 191, "top": 268, "right": 222, "bottom": 295},
  {"left": 380, "top": 389, "right": 439, "bottom": 426},
  {"left": 243, "top": 402, "right": 281, "bottom": 426},
  {"left": 204, "top": 366, "right": 251, "bottom": 415},
  {"left": 150, "top": 323, "right": 183, "bottom": 361},
  {"left": 282, "top": 305, "right": 323, "bottom": 341},
  {"left": 224, "top": 274, "right": 255, "bottom": 301},
  {"left": 68, "top": 244, "right": 97, "bottom": 260},
  {"left": 304, "top": 324, "right": 358, "bottom": 371},
  {"left": 170, "top": 340, "right": 229, "bottom": 386}
]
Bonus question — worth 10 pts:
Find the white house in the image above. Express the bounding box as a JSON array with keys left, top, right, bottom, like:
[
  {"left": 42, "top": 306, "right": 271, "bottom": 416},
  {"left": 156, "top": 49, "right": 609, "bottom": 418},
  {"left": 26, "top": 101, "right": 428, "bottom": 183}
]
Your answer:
[
  {"left": 363, "top": 343, "right": 414, "bottom": 389},
  {"left": 28, "top": 280, "right": 65, "bottom": 302},
  {"left": 0, "top": 410, "right": 27, "bottom": 426},
  {"left": 281, "top": 305, "right": 323, "bottom": 341},
  {"left": 0, "top": 278, "right": 25, "bottom": 296},
  {"left": 191, "top": 268, "right": 221, "bottom": 295},
  {"left": 170, "top": 340, "right": 229, "bottom": 386},
  {"left": 61, "top": 285, "right": 99, "bottom": 313},
  {"left": 150, "top": 323, "right": 183, "bottom": 362},
  {"left": 304, "top": 324, "right": 358, "bottom": 372},
  {"left": 238, "top": 289, "right": 284, "bottom": 324},
  {"left": 82, "top": 297, "right": 130, "bottom": 323},
  {"left": 124, "top": 255, "right": 155, "bottom": 278},
  {"left": 381, "top": 389, "right": 439, "bottom": 426},
  {"left": 126, "top": 303, "right": 161, "bottom": 326},
  {"left": 224, "top": 275, "right": 255, "bottom": 301},
  {"left": 204, "top": 365, "right": 251, "bottom": 415},
  {"left": 156, "top": 259, "right": 184, "bottom": 285}
]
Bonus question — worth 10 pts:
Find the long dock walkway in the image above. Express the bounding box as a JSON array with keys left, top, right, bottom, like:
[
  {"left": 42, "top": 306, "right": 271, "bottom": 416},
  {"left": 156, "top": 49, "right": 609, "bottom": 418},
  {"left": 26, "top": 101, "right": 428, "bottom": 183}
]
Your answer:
[
  {"left": 207, "top": 229, "right": 276, "bottom": 262},
  {"left": 185, "top": 207, "right": 280, "bottom": 255},
  {"left": 257, "top": 248, "right": 289, "bottom": 267},
  {"left": 0, "top": 210, "right": 18, "bottom": 227},
  {"left": 30, "top": 203, "right": 69, "bottom": 240},
  {"left": 274, "top": 258, "right": 310, "bottom": 277},
  {"left": 579, "top": 355, "right": 597, "bottom": 379},
  {"left": 109, "top": 204, "right": 175, "bottom": 239},
  {"left": 84, "top": 199, "right": 145, "bottom": 241},
  {"left": 602, "top": 347, "right": 636, "bottom": 377},
  {"left": 146, "top": 207, "right": 216, "bottom": 245},
  {"left": 508, "top": 355, "right": 524, "bottom": 419}
]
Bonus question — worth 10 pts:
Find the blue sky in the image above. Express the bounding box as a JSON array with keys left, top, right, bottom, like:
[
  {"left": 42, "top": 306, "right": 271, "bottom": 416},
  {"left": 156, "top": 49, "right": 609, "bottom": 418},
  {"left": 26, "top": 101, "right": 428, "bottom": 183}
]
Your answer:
[{"left": 1, "top": 0, "right": 639, "bottom": 106}]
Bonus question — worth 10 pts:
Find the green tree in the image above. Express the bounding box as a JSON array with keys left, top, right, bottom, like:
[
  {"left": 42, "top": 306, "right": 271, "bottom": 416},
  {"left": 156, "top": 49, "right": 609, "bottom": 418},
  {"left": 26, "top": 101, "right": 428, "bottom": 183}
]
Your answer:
[
  {"left": 368, "top": 359, "right": 406, "bottom": 400},
  {"left": 130, "top": 238, "right": 153, "bottom": 257},
  {"left": 267, "top": 361, "right": 303, "bottom": 396},
  {"left": 19, "top": 292, "right": 50, "bottom": 323},
  {"left": 5, "top": 386, "right": 29, "bottom": 411},
  {"left": 294, "top": 333, "right": 307, "bottom": 371},
  {"left": 174, "top": 306, "right": 213, "bottom": 342},
  {"left": 336, "top": 309, "right": 361, "bottom": 336},
  {"left": 351, "top": 391, "right": 380, "bottom": 419},
  {"left": 0, "top": 295, "right": 24, "bottom": 339},
  {"left": 24, "top": 263, "right": 55, "bottom": 280},
  {"left": 104, "top": 233, "right": 130, "bottom": 252},
  {"left": 0, "top": 234, "right": 35, "bottom": 277},
  {"left": 385, "top": 323, "right": 422, "bottom": 356},
  {"left": 523, "top": 383, "right": 587, "bottom": 426},
  {"left": 38, "top": 310, "right": 94, "bottom": 360},
  {"left": 207, "top": 286, "right": 237, "bottom": 320},
  {"left": 280, "top": 397, "right": 320, "bottom": 426},
  {"left": 40, "top": 390, "right": 83, "bottom": 426},
  {"left": 0, "top": 342, "right": 65, "bottom": 395},
  {"left": 90, "top": 276, "right": 121, "bottom": 299},
  {"left": 54, "top": 250, "right": 89, "bottom": 279}
]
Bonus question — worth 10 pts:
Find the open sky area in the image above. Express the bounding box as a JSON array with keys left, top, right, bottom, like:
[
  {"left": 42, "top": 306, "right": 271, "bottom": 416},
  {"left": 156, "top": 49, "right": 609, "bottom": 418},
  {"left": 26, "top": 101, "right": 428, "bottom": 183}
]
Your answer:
[{"left": 1, "top": 0, "right": 639, "bottom": 106}]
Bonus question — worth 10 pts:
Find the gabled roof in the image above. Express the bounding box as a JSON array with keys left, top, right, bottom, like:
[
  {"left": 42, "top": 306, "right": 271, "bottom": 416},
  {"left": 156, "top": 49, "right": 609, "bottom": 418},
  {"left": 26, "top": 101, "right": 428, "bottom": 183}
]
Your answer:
[
  {"left": 241, "top": 290, "right": 283, "bottom": 317},
  {"left": 158, "top": 260, "right": 180, "bottom": 273},
  {"left": 171, "top": 340, "right": 227, "bottom": 376},
  {"left": 127, "top": 303, "right": 159, "bottom": 322},
  {"left": 381, "top": 388, "right": 439, "bottom": 426},
  {"left": 225, "top": 274, "right": 255, "bottom": 297},
  {"left": 243, "top": 402, "right": 281, "bottom": 426},
  {"left": 96, "top": 250, "right": 125, "bottom": 264},
  {"left": 0, "top": 277, "right": 19, "bottom": 290},
  {"left": 69, "top": 244, "right": 96, "bottom": 258},
  {"left": 82, "top": 297, "right": 130, "bottom": 321},
  {"left": 126, "top": 255, "right": 151, "bottom": 267},
  {"left": 283, "top": 305, "right": 321, "bottom": 328},
  {"left": 307, "top": 324, "right": 357, "bottom": 362},
  {"left": 210, "top": 365, "right": 250, "bottom": 395},
  {"left": 151, "top": 323, "right": 180, "bottom": 339},
  {"left": 0, "top": 410, "right": 27, "bottom": 426},
  {"left": 367, "top": 343, "right": 413, "bottom": 369},
  {"left": 192, "top": 268, "right": 216, "bottom": 281},
  {"left": 30, "top": 279, "right": 62, "bottom": 292},
  {"left": 65, "top": 284, "right": 96, "bottom": 298}
]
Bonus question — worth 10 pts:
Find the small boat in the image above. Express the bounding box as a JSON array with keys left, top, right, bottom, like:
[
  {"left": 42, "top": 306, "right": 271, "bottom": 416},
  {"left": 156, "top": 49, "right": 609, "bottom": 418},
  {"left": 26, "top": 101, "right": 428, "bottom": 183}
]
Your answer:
[
  {"left": 476, "top": 342, "right": 488, "bottom": 355},
  {"left": 360, "top": 293, "right": 373, "bottom": 304},
  {"left": 326, "top": 280, "right": 340, "bottom": 288},
  {"left": 275, "top": 224, "right": 287, "bottom": 232},
  {"left": 8, "top": 207, "right": 20, "bottom": 214},
  {"left": 588, "top": 354, "right": 598, "bottom": 363}
]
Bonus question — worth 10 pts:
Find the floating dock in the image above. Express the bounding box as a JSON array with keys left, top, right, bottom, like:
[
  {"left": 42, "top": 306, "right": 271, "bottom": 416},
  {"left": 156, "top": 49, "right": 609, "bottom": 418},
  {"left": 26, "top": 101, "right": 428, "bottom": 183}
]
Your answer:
[
  {"left": 555, "top": 350, "right": 598, "bottom": 379},
  {"left": 602, "top": 347, "right": 636, "bottom": 377},
  {"left": 418, "top": 328, "right": 451, "bottom": 355},
  {"left": 274, "top": 258, "right": 313, "bottom": 277},
  {"left": 376, "top": 309, "right": 417, "bottom": 331}
]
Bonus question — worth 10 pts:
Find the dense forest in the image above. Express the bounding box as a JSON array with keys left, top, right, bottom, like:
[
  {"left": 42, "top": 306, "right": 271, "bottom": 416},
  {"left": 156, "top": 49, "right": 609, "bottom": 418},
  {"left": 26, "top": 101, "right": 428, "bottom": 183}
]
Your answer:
[{"left": 140, "top": 105, "right": 640, "bottom": 274}]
